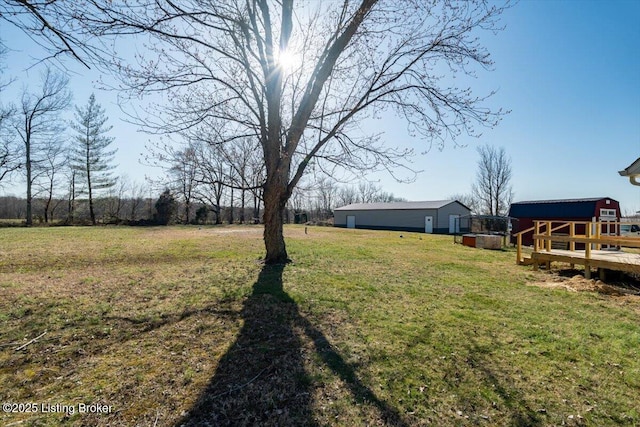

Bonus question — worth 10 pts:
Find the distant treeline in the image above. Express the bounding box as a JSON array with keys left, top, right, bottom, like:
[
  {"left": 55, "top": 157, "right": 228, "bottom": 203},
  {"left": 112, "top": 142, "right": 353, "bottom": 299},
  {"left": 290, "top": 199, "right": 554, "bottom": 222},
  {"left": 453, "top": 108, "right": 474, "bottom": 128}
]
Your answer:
[
  {"left": 0, "top": 178, "right": 406, "bottom": 226},
  {"left": 0, "top": 194, "right": 260, "bottom": 226}
]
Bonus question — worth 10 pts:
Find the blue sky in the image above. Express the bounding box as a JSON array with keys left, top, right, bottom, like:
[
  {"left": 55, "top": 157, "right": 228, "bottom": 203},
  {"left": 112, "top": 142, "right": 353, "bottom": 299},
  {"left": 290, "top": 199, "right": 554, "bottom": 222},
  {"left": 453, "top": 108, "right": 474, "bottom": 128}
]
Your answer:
[
  {"left": 1, "top": 1, "right": 639, "bottom": 213},
  {"left": 373, "top": 0, "right": 640, "bottom": 213}
]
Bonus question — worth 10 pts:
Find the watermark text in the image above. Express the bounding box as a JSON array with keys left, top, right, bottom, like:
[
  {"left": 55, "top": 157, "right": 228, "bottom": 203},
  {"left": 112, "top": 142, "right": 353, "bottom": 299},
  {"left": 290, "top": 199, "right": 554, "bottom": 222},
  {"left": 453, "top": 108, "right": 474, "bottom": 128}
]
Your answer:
[{"left": 2, "top": 402, "right": 113, "bottom": 416}]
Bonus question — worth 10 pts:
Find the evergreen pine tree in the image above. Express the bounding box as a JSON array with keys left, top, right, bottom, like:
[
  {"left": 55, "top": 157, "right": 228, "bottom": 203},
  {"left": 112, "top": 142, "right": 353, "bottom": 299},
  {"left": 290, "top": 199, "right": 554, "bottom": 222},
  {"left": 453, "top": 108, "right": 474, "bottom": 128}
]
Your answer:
[
  {"left": 154, "top": 189, "right": 177, "bottom": 225},
  {"left": 70, "top": 94, "right": 117, "bottom": 225}
]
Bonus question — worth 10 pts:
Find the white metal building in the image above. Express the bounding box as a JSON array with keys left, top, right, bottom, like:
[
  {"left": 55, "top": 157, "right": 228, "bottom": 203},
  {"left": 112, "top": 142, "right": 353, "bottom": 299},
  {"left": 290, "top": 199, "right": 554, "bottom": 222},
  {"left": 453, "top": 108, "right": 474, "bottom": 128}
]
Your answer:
[{"left": 333, "top": 200, "right": 471, "bottom": 234}]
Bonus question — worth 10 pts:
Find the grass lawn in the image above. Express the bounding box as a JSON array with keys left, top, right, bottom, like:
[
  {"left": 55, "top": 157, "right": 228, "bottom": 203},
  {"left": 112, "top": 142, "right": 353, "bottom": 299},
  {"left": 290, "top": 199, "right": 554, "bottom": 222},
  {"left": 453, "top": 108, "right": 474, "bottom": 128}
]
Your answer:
[{"left": 0, "top": 225, "right": 638, "bottom": 426}]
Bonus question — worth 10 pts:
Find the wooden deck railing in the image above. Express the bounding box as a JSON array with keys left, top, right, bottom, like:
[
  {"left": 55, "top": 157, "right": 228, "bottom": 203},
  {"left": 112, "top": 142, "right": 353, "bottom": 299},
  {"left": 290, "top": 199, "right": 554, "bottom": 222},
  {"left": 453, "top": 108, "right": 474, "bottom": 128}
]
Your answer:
[
  {"left": 515, "top": 224, "right": 536, "bottom": 264},
  {"left": 514, "top": 220, "right": 640, "bottom": 266}
]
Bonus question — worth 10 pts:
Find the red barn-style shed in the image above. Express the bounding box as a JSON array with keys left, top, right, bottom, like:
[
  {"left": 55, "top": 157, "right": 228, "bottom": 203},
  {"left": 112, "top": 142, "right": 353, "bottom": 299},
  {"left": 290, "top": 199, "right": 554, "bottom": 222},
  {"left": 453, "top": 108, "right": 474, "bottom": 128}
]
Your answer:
[{"left": 508, "top": 197, "right": 621, "bottom": 246}]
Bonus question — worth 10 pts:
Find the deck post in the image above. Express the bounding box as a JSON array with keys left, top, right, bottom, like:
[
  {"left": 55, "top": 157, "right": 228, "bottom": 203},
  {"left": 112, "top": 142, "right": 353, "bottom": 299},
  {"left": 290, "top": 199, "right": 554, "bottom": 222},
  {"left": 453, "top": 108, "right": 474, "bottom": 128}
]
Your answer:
[
  {"left": 534, "top": 221, "right": 540, "bottom": 252},
  {"left": 584, "top": 224, "right": 592, "bottom": 279},
  {"left": 568, "top": 222, "right": 575, "bottom": 268},
  {"left": 569, "top": 222, "right": 575, "bottom": 251},
  {"left": 546, "top": 221, "right": 552, "bottom": 252},
  {"left": 599, "top": 268, "right": 606, "bottom": 281},
  {"left": 585, "top": 223, "right": 592, "bottom": 260},
  {"left": 516, "top": 233, "right": 522, "bottom": 264}
]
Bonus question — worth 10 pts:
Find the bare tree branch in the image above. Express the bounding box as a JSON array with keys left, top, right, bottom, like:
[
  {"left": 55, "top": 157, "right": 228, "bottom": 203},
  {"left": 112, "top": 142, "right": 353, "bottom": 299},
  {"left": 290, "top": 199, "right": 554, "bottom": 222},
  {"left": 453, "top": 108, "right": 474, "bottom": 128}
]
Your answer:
[
  {"left": 471, "top": 144, "right": 513, "bottom": 216},
  {"left": 62, "top": 0, "right": 510, "bottom": 262}
]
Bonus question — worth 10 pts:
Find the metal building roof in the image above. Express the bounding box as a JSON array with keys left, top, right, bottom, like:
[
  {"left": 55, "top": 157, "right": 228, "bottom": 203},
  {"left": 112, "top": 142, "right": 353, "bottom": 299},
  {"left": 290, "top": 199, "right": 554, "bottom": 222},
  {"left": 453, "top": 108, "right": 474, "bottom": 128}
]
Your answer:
[{"left": 334, "top": 200, "right": 465, "bottom": 211}]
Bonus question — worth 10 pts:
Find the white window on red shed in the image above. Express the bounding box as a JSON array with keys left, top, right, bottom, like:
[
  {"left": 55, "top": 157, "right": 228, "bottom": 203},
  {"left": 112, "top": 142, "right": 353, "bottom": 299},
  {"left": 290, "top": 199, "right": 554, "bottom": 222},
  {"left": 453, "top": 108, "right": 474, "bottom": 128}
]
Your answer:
[{"left": 599, "top": 208, "right": 616, "bottom": 218}]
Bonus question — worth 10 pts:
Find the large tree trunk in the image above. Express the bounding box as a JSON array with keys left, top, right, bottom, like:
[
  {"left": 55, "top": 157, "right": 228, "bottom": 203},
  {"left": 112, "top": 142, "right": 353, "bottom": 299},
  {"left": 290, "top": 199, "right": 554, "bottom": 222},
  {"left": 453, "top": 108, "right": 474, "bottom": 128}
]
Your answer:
[
  {"left": 89, "top": 188, "right": 96, "bottom": 225},
  {"left": 44, "top": 200, "right": 50, "bottom": 223},
  {"left": 240, "top": 189, "right": 245, "bottom": 224},
  {"left": 69, "top": 171, "right": 76, "bottom": 223},
  {"left": 87, "top": 144, "right": 96, "bottom": 225},
  {"left": 26, "top": 163, "right": 32, "bottom": 226},
  {"left": 262, "top": 181, "right": 289, "bottom": 264}
]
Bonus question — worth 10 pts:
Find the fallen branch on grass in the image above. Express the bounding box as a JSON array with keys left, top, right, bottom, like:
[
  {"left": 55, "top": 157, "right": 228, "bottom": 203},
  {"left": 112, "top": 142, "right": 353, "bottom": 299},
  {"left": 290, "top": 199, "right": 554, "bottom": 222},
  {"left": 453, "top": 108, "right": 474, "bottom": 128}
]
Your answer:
[{"left": 15, "top": 331, "right": 47, "bottom": 351}]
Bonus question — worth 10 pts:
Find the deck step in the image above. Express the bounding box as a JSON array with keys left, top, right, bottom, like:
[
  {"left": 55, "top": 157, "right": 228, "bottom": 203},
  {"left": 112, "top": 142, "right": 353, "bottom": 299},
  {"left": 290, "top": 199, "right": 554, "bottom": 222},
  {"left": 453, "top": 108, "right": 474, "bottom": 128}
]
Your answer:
[{"left": 519, "top": 256, "right": 535, "bottom": 266}]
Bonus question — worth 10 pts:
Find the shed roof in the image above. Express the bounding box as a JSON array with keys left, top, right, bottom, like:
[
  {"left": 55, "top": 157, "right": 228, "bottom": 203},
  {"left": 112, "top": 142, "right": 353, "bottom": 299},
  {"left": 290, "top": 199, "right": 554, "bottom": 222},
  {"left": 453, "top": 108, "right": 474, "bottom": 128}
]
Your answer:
[
  {"left": 335, "top": 200, "right": 467, "bottom": 211},
  {"left": 508, "top": 197, "right": 617, "bottom": 218}
]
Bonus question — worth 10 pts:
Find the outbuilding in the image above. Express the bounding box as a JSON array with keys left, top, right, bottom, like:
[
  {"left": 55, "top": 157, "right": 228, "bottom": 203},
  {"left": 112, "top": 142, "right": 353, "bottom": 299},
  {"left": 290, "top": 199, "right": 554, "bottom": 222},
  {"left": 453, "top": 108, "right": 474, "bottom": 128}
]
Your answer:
[
  {"left": 508, "top": 197, "right": 621, "bottom": 246},
  {"left": 333, "top": 200, "right": 471, "bottom": 234}
]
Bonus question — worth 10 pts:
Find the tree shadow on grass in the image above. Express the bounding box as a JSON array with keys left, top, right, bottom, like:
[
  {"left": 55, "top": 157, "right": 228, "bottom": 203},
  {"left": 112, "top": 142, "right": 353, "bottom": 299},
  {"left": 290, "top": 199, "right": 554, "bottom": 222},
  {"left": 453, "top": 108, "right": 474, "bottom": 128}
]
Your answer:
[
  {"left": 463, "top": 339, "right": 543, "bottom": 427},
  {"left": 176, "top": 263, "right": 408, "bottom": 426}
]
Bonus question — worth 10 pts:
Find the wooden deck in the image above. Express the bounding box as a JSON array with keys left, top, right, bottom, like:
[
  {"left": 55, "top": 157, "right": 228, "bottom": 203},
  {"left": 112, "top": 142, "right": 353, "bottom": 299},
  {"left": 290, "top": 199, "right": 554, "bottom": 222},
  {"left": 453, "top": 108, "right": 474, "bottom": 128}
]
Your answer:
[
  {"left": 531, "top": 249, "right": 640, "bottom": 278},
  {"left": 515, "top": 220, "right": 640, "bottom": 279}
]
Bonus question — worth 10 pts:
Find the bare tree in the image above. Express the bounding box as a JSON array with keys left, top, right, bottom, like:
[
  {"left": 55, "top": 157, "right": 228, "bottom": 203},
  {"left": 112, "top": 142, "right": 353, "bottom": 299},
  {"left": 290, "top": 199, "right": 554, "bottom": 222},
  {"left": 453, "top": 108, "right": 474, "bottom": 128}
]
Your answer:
[
  {"left": 226, "top": 139, "right": 261, "bottom": 224},
  {"left": 449, "top": 193, "right": 479, "bottom": 215},
  {"left": 315, "top": 177, "right": 338, "bottom": 219},
  {"left": 226, "top": 163, "right": 236, "bottom": 224},
  {"left": 14, "top": 68, "right": 71, "bottom": 225},
  {"left": 64, "top": 165, "right": 78, "bottom": 222},
  {"left": 127, "top": 179, "right": 147, "bottom": 221},
  {"left": 0, "top": 195, "right": 25, "bottom": 219},
  {"left": 0, "top": 45, "right": 21, "bottom": 185},
  {"left": 357, "top": 181, "right": 383, "bottom": 204},
  {"left": 186, "top": 136, "right": 266, "bottom": 224},
  {"left": 336, "top": 185, "right": 359, "bottom": 208},
  {"left": 288, "top": 179, "right": 313, "bottom": 219},
  {"left": 193, "top": 142, "right": 227, "bottom": 225},
  {"left": 247, "top": 150, "right": 266, "bottom": 223},
  {"left": 37, "top": 138, "right": 66, "bottom": 222},
  {"left": 102, "top": 177, "right": 129, "bottom": 222},
  {"left": 471, "top": 144, "right": 513, "bottom": 216},
  {"left": 333, "top": 180, "right": 405, "bottom": 207},
  {"left": 146, "top": 138, "right": 209, "bottom": 224},
  {"left": 0, "top": 124, "right": 21, "bottom": 185},
  {"left": 64, "top": 0, "right": 508, "bottom": 263},
  {"left": 373, "top": 191, "right": 406, "bottom": 203},
  {"left": 170, "top": 146, "right": 199, "bottom": 224}
]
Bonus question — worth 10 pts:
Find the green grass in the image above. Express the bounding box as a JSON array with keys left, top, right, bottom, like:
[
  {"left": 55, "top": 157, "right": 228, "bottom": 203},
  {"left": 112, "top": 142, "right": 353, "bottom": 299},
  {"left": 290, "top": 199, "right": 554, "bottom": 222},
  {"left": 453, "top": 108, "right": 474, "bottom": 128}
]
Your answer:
[{"left": 0, "top": 225, "right": 638, "bottom": 426}]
